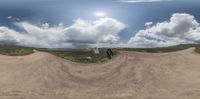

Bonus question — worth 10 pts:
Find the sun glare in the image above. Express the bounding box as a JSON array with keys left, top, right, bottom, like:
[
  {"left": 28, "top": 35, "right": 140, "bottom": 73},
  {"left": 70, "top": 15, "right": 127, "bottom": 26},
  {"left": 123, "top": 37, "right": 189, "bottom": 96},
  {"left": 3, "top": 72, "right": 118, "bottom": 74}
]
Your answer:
[{"left": 94, "top": 12, "right": 106, "bottom": 17}]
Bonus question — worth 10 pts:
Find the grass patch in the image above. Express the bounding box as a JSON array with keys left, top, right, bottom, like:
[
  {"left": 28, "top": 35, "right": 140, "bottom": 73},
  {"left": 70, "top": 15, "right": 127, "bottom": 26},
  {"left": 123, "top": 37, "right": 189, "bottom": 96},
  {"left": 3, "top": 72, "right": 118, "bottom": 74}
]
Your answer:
[
  {"left": 0, "top": 45, "right": 34, "bottom": 56},
  {"left": 1, "top": 44, "right": 200, "bottom": 63},
  {"left": 0, "top": 45, "right": 118, "bottom": 63},
  {"left": 38, "top": 48, "right": 119, "bottom": 63}
]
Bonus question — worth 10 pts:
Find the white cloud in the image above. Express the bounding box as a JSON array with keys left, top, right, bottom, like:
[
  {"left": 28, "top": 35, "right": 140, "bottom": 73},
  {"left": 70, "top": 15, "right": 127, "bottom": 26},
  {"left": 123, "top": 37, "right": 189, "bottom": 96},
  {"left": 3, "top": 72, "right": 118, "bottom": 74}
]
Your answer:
[
  {"left": 119, "top": 0, "right": 171, "bottom": 3},
  {"left": 128, "top": 13, "right": 200, "bottom": 48},
  {"left": 7, "top": 16, "right": 12, "bottom": 19},
  {"left": 7, "top": 16, "right": 20, "bottom": 21},
  {"left": 0, "top": 17, "right": 125, "bottom": 48},
  {"left": 145, "top": 22, "right": 153, "bottom": 27}
]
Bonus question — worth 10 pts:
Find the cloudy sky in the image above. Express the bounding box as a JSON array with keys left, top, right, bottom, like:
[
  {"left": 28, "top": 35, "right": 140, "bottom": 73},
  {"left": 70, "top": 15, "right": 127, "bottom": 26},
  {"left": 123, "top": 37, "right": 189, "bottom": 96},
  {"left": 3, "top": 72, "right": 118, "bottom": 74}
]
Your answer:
[{"left": 0, "top": 0, "right": 200, "bottom": 48}]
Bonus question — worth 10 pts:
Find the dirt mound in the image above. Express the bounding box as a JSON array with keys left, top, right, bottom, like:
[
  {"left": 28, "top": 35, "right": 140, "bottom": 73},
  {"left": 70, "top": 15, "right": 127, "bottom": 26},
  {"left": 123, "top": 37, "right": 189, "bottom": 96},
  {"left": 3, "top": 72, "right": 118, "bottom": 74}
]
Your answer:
[{"left": 0, "top": 48, "right": 200, "bottom": 99}]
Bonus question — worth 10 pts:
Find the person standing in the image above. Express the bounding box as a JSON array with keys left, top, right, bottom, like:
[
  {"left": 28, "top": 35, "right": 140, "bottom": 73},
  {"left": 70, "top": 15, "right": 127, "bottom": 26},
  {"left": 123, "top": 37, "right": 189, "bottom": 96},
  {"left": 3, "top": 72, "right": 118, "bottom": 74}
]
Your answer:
[
  {"left": 93, "top": 47, "right": 100, "bottom": 59},
  {"left": 108, "top": 49, "right": 114, "bottom": 56},
  {"left": 106, "top": 49, "right": 111, "bottom": 59}
]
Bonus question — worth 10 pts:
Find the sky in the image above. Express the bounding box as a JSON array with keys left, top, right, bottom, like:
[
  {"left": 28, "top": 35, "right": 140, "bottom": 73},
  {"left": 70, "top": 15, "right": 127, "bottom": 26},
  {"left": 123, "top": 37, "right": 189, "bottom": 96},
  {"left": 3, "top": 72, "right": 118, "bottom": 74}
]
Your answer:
[{"left": 1, "top": 0, "right": 200, "bottom": 48}]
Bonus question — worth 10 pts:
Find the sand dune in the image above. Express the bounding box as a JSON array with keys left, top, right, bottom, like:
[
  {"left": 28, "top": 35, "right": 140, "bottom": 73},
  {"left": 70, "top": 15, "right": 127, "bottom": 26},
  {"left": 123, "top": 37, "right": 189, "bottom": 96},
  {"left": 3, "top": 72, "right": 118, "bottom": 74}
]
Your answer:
[{"left": 0, "top": 48, "right": 200, "bottom": 99}]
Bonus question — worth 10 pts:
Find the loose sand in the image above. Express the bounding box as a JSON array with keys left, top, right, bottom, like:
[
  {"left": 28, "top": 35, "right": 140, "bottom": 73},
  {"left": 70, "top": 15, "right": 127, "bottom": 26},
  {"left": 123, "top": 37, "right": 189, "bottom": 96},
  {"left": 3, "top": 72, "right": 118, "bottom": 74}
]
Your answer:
[{"left": 0, "top": 48, "right": 200, "bottom": 99}]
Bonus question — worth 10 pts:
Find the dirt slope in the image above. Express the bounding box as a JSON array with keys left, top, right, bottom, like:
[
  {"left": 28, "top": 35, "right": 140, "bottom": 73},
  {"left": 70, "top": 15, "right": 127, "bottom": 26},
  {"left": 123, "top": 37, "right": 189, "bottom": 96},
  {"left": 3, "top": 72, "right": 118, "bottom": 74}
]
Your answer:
[{"left": 0, "top": 48, "right": 200, "bottom": 99}]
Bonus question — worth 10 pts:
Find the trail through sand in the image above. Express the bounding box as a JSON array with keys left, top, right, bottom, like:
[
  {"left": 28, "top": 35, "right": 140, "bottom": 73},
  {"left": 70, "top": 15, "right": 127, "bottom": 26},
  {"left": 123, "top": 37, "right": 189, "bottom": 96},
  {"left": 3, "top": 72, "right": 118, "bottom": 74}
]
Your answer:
[{"left": 0, "top": 48, "right": 200, "bottom": 99}]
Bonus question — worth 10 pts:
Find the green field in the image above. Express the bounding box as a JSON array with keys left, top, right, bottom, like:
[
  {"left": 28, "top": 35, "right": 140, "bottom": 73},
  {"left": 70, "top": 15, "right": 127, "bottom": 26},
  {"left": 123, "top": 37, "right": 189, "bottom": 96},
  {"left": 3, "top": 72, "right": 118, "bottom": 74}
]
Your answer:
[{"left": 0, "top": 44, "right": 200, "bottom": 63}]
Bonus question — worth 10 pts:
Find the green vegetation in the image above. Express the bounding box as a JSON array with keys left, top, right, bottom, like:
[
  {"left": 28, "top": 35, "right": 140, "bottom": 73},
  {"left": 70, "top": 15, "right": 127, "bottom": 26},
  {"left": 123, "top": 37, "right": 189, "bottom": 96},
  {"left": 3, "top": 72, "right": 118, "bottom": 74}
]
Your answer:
[
  {"left": 1, "top": 44, "right": 200, "bottom": 63},
  {"left": 118, "top": 44, "right": 200, "bottom": 53},
  {"left": 0, "top": 45, "right": 34, "bottom": 56},
  {"left": 38, "top": 48, "right": 119, "bottom": 63},
  {"left": 0, "top": 45, "right": 118, "bottom": 63}
]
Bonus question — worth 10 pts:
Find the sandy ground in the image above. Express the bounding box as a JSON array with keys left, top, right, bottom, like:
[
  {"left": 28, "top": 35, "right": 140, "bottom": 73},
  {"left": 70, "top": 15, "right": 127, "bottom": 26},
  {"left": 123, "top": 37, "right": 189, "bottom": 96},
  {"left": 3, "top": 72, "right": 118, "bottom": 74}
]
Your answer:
[{"left": 0, "top": 48, "right": 200, "bottom": 99}]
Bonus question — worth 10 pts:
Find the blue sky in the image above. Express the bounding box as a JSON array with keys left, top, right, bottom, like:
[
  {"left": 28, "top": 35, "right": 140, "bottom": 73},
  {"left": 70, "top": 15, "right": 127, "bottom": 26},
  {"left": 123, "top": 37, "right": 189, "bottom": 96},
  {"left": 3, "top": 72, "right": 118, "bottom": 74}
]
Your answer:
[{"left": 1, "top": 0, "right": 200, "bottom": 48}]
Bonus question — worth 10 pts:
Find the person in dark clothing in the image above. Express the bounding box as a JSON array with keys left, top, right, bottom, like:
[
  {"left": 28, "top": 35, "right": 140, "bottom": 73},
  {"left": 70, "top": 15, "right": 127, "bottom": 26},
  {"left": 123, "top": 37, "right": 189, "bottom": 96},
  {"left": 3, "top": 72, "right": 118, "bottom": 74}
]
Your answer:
[
  {"left": 108, "top": 49, "right": 114, "bottom": 56},
  {"left": 107, "top": 49, "right": 114, "bottom": 59},
  {"left": 106, "top": 50, "right": 111, "bottom": 59}
]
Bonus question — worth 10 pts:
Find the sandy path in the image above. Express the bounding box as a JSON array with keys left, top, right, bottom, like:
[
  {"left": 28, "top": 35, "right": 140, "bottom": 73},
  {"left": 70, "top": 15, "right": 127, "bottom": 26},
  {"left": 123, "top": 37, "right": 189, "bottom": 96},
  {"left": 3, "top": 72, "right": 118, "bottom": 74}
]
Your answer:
[{"left": 0, "top": 48, "right": 200, "bottom": 99}]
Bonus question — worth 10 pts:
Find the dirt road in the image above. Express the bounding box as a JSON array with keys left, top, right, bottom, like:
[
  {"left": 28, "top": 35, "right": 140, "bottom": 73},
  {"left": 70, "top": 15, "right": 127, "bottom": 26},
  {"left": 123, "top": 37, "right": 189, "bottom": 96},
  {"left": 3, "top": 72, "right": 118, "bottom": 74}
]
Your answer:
[{"left": 0, "top": 48, "right": 200, "bottom": 99}]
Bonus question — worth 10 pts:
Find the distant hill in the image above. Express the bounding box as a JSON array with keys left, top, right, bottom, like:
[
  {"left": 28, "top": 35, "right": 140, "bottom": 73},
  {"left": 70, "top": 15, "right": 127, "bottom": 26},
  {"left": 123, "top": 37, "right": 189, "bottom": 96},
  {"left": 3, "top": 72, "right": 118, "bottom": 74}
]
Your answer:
[{"left": 117, "top": 44, "right": 200, "bottom": 53}]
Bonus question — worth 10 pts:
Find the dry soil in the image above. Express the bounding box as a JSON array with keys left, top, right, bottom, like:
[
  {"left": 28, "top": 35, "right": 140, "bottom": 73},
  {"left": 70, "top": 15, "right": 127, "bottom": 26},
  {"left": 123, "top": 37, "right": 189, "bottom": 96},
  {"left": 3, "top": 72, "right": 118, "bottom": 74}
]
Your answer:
[{"left": 0, "top": 48, "right": 200, "bottom": 99}]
